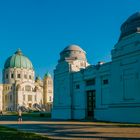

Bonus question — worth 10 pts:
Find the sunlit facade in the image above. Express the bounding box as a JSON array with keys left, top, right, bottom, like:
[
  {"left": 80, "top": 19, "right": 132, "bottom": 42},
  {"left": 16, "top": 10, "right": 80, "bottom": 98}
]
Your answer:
[
  {"left": 0, "top": 49, "right": 53, "bottom": 112},
  {"left": 52, "top": 12, "right": 140, "bottom": 123}
]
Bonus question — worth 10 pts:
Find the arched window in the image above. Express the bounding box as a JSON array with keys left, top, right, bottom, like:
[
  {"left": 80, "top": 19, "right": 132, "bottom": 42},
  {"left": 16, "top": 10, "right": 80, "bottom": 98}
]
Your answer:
[
  {"left": 17, "top": 74, "right": 21, "bottom": 78},
  {"left": 25, "top": 85, "right": 31, "bottom": 91}
]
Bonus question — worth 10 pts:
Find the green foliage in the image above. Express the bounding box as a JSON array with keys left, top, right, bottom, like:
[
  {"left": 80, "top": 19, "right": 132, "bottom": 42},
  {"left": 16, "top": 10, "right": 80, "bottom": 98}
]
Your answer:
[
  {"left": 4, "top": 112, "right": 51, "bottom": 118},
  {"left": 0, "top": 126, "right": 51, "bottom": 140}
]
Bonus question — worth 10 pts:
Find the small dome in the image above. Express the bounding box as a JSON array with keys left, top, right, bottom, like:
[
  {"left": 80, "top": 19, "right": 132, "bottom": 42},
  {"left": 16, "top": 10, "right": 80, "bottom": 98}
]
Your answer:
[
  {"left": 120, "top": 12, "right": 140, "bottom": 40},
  {"left": 60, "top": 44, "right": 87, "bottom": 62},
  {"left": 44, "top": 72, "right": 51, "bottom": 78},
  {"left": 4, "top": 49, "right": 33, "bottom": 69},
  {"left": 35, "top": 76, "right": 41, "bottom": 81},
  {"left": 62, "top": 44, "right": 85, "bottom": 53}
]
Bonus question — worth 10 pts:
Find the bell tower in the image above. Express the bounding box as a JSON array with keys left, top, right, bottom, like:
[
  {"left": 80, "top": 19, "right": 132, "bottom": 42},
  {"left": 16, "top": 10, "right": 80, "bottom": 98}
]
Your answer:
[{"left": 43, "top": 72, "right": 53, "bottom": 111}]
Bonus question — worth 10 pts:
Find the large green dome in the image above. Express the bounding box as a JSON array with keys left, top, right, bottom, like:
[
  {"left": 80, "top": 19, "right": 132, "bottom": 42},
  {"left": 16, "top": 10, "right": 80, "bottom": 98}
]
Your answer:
[{"left": 4, "top": 49, "right": 33, "bottom": 69}]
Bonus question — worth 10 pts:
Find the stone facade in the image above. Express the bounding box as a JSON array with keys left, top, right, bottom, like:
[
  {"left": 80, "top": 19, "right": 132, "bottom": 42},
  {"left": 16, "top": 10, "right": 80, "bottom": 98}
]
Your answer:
[
  {"left": 0, "top": 85, "right": 3, "bottom": 111},
  {"left": 43, "top": 73, "right": 53, "bottom": 112},
  {"left": 52, "top": 12, "right": 140, "bottom": 123},
  {"left": 0, "top": 49, "right": 53, "bottom": 112}
]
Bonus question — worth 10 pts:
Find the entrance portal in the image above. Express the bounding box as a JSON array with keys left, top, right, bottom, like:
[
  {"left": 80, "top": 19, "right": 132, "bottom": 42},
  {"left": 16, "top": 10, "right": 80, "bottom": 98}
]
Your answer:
[
  {"left": 86, "top": 90, "right": 96, "bottom": 119},
  {"left": 28, "top": 103, "right": 32, "bottom": 108}
]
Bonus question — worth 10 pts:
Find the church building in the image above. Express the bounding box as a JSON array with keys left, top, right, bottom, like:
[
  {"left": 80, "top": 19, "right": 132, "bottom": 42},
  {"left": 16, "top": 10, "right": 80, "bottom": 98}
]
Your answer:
[
  {"left": 52, "top": 12, "right": 140, "bottom": 123},
  {"left": 0, "top": 49, "right": 53, "bottom": 112}
]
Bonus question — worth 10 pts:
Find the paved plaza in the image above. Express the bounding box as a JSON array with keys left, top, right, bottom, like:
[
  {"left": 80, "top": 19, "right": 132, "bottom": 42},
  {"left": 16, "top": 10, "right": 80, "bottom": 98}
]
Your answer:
[{"left": 0, "top": 116, "right": 140, "bottom": 140}]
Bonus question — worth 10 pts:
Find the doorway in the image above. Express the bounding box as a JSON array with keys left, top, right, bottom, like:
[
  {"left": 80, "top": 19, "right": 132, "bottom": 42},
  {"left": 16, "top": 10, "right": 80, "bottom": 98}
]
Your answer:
[
  {"left": 28, "top": 103, "right": 32, "bottom": 108},
  {"left": 86, "top": 90, "right": 96, "bottom": 119}
]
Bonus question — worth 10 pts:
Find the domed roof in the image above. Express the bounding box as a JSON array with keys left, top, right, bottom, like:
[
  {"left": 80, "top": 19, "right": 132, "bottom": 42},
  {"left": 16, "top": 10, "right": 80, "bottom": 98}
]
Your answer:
[
  {"left": 62, "top": 44, "right": 85, "bottom": 53},
  {"left": 120, "top": 12, "right": 140, "bottom": 40},
  {"left": 35, "top": 76, "right": 41, "bottom": 81},
  {"left": 4, "top": 49, "right": 33, "bottom": 69},
  {"left": 44, "top": 72, "right": 51, "bottom": 78},
  {"left": 59, "top": 44, "right": 87, "bottom": 62}
]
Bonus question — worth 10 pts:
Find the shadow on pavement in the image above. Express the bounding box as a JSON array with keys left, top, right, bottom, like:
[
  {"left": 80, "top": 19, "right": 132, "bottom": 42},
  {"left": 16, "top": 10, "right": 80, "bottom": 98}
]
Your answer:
[
  {"left": 1, "top": 115, "right": 140, "bottom": 140},
  {"left": 1, "top": 123, "right": 140, "bottom": 140}
]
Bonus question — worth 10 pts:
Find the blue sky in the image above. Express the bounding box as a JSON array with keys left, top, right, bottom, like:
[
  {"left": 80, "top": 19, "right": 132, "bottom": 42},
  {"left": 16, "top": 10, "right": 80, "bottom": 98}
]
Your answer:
[{"left": 0, "top": 0, "right": 140, "bottom": 81}]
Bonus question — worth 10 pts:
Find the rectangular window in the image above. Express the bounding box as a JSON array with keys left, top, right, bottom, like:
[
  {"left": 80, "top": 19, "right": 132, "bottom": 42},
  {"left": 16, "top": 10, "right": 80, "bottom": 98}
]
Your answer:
[
  {"left": 6, "top": 74, "right": 8, "bottom": 79},
  {"left": 23, "top": 95, "right": 25, "bottom": 100},
  {"left": 17, "top": 74, "right": 21, "bottom": 78},
  {"left": 35, "top": 95, "right": 37, "bottom": 101},
  {"left": 86, "top": 79, "right": 95, "bottom": 86},
  {"left": 76, "top": 84, "right": 80, "bottom": 89},
  {"left": 5, "top": 95, "right": 8, "bottom": 102},
  {"left": 28, "top": 95, "right": 32, "bottom": 101},
  {"left": 11, "top": 74, "right": 14, "bottom": 78},
  {"left": 24, "top": 74, "right": 27, "bottom": 79},
  {"left": 49, "top": 96, "right": 52, "bottom": 101},
  {"left": 10, "top": 95, "right": 12, "bottom": 102},
  {"left": 48, "top": 81, "right": 52, "bottom": 85},
  {"left": 29, "top": 75, "right": 32, "bottom": 79},
  {"left": 103, "top": 79, "right": 109, "bottom": 85},
  {"left": 48, "top": 90, "right": 52, "bottom": 93}
]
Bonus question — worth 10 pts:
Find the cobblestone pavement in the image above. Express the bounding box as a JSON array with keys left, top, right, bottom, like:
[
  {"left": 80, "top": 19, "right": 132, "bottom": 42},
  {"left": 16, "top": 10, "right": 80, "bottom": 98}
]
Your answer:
[{"left": 0, "top": 116, "right": 140, "bottom": 140}]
